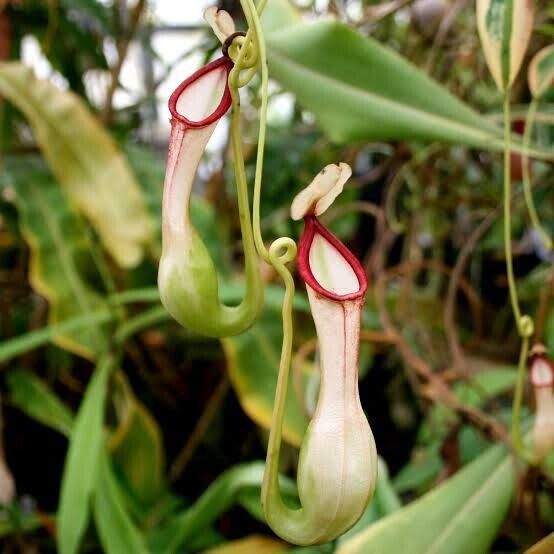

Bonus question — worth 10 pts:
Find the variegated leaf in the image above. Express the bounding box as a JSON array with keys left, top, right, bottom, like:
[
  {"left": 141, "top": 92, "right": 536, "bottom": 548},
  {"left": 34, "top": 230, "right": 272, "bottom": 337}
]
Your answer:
[
  {"left": 476, "top": 0, "right": 534, "bottom": 91},
  {"left": 3, "top": 157, "right": 108, "bottom": 359},
  {"left": 529, "top": 44, "right": 554, "bottom": 98},
  {"left": 0, "top": 62, "right": 154, "bottom": 267}
]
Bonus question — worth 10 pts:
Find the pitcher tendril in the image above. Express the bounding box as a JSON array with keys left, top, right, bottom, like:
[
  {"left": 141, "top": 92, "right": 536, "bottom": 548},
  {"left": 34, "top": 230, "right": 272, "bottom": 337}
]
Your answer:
[
  {"left": 222, "top": 1, "right": 378, "bottom": 543},
  {"left": 157, "top": 14, "right": 264, "bottom": 337},
  {"left": 477, "top": 0, "right": 536, "bottom": 456},
  {"left": 260, "top": 165, "right": 377, "bottom": 545}
]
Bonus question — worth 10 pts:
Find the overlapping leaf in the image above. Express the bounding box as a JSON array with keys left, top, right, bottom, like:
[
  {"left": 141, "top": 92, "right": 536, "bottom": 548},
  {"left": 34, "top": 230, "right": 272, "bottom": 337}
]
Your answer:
[
  {"left": 58, "top": 354, "right": 114, "bottom": 554},
  {"left": 108, "top": 371, "right": 165, "bottom": 506},
  {"left": 0, "top": 62, "right": 153, "bottom": 267},
  {"left": 3, "top": 157, "right": 108, "bottom": 359},
  {"left": 266, "top": 18, "right": 551, "bottom": 159},
  {"left": 337, "top": 444, "right": 514, "bottom": 554},
  {"left": 93, "top": 448, "right": 149, "bottom": 554},
  {"left": 222, "top": 304, "right": 310, "bottom": 447},
  {"left": 152, "top": 462, "right": 296, "bottom": 553}
]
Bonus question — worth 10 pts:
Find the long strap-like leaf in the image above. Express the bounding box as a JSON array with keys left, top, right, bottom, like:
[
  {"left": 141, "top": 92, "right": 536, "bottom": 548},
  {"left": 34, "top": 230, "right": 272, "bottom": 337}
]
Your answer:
[{"left": 57, "top": 353, "right": 115, "bottom": 554}]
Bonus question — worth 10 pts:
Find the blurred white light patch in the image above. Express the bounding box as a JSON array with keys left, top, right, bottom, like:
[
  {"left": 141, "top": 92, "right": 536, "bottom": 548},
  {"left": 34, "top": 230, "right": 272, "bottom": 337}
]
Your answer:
[
  {"left": 21, "top": 35, "right": 69, "bottom": 90},
  {"left": 268, "top": 91, "right": 294, "bottom": 125},
  {"left": 346, "top": 1, "right": 363, "bottom": 21},
  {"left": 83, "top": 69, "right": 110, "bottom": 109},
  {"left": 149, "top": 0, "right": 214, "bottom": 25}
]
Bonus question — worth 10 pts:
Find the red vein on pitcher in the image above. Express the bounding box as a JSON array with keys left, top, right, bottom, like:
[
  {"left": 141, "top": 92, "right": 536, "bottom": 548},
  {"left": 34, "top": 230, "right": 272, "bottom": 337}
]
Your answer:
[{"left": 262, "top": 164, "right": 377, "bottom": 545}]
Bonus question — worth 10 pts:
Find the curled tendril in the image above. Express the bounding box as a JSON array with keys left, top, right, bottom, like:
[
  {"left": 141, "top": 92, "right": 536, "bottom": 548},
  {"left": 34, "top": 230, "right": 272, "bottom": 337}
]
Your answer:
[
  {"left": 269, "top": 237, "right": 298, "bottom": 267},
  {"left": 519, "top": 315, "right": 534, "bottom": 338}
]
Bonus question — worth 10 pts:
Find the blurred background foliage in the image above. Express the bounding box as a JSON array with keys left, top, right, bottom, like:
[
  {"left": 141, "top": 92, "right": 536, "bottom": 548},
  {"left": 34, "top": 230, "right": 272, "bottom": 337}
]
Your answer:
[{"left": 0, "top": 0, "right": 553, "bottom": 552}]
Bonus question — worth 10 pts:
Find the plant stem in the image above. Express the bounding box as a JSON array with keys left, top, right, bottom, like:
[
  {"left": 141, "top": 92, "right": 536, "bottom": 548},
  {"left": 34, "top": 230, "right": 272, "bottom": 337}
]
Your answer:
[
  {"left": 511, "top": 333, "right": 529, "bottom": 453},
  {"left": 503, "top": 95, "right": 532, "bottom": 337},
  {"left": 503, "top": 94, "right": 534, "bottom": 454},
  {"left": 169, "top": 375, "right": 230, "bottom": 483},
  {"left": 522, "top": 98, "right": 552, "bottom": 250}
]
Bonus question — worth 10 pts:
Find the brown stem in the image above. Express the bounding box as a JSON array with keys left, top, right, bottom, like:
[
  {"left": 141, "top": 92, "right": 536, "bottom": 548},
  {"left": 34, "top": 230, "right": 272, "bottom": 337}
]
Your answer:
[
  {"left": 373, "top": 212, "right": 506, "bottom": 441},
  {"left": 168, "top": 374, "right": 230, "bottom": 482},
  {"left": 444, "top": 208, "right": 499, "bottom": 370},
  {"left": 382, "top": 259, "right": 483, "bottom": 339}
]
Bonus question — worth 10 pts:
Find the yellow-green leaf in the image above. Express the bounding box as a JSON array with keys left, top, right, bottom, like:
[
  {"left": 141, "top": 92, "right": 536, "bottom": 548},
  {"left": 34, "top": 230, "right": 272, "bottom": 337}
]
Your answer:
[
  {"left": 476, "top": 0, "right": 534, "bottom": 92},
  {"left": 529, "top": 44, "right": 554, "bottom": 98},
  {"left": 153, "top": 462, "right": 296, "bottom": 553},
  {"left": 58, "top": 354, "right": 115, "bottom": 554},
  {"left": 108, "top": 372, "right": 165, "bottom": 505},
  {"left": 7, "top": 368, "right": 74, "bottom": 437},
  {"left": 222, "top": 302, "right": 310, "bottom": 447},
  {"left": 93, "top": 448, "right": 149, "bottom": 554},
  {"left": 0, "top": 62, "right": 153, "bottom": 267},
  {"left": 4, "top": 157, "right": 108, "bottom": 359}
]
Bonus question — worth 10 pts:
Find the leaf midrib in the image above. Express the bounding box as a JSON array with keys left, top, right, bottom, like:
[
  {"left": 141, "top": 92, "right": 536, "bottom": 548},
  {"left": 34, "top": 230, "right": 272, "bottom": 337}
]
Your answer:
[
  {"left": 267, "top": 44, "right": 554, "bottom": 159},
  {"left": 267, "top": 46, "right": 503, "bottom": 147}
]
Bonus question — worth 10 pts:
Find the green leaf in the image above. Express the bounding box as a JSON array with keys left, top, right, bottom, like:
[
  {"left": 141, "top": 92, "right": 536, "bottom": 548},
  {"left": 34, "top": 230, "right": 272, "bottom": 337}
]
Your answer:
[
  {"left": 0, "top": 62, "right": 153, "bottom": 267},
  {"left": 392, "top": 443, "right": 443, "bottom": 494},
  {"left": 337, "top": 444, "right": 514, "bottom": 554},
  {"left": 0, "top": 509, "right": 43, "bottom": 538},
  {"left": 108, "top": 372, "right": 165, "bottom": 505},
  {"left": 60, "top": 0, "right": 112, "bottom": 33},
  {"left": 0, "top": 285, "right": 307, "bottom": 365},
  {"left": 3, "top": 157, "right": 108, "bottom": 359},
  {"left": 266, "top": 21, "right": 550, "bottom": 156},
  {"left": 6, "top": 369, "right": 74, "bottom": 437},
  {"left": 222, "top": 303, "right": 309, "bottom": 446},
  {"left": 152, "top": 462, "right": 293, "bottom": 554},
  {"left": 529, "top": 45, "right": 554, "bottom": 99},
  {"left": 261, "top": 0, "right": 301, "bottom": 34},
  {"left": 421, "top": 366, "right": 517, "bottom": 443},
  {"left": 373, "top": 458, "right": 402, "bottom": 516},
  {"left": 394, "top": 366, "right": 517, "bottom": 493},
  {"left": 58, "top": 354, "right": 114, "bottom": 554},
  {"left": 93, "top": 448, "right": 149, "bottom": 554},
  {"left": 7, "top": 367, "right": 150, "bottom": 553}
]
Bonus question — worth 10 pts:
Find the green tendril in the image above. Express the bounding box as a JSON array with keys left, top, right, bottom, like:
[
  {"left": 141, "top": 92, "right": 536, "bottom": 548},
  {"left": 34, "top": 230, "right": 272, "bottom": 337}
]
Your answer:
[
  {"left": 229, "top": 0, "right": 307, "bottom": 535},
  {"left": 503, "top": 94, "right": 535, "bottom": 456},
  {"left": 522, "top": 98, "right": 553, "bottom": 251}
]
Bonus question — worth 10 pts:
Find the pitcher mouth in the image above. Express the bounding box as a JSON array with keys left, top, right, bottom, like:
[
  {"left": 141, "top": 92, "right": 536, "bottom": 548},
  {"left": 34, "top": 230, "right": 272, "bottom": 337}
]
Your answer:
[
  {"left": 297, "top": 215, "right": 368, "bottom": 302},
  {"left": 530, "top": 354, "right": 554, "bottom": 389},
  {"left": 168, "top": 56, "right": 233, "bottom": 128}
]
